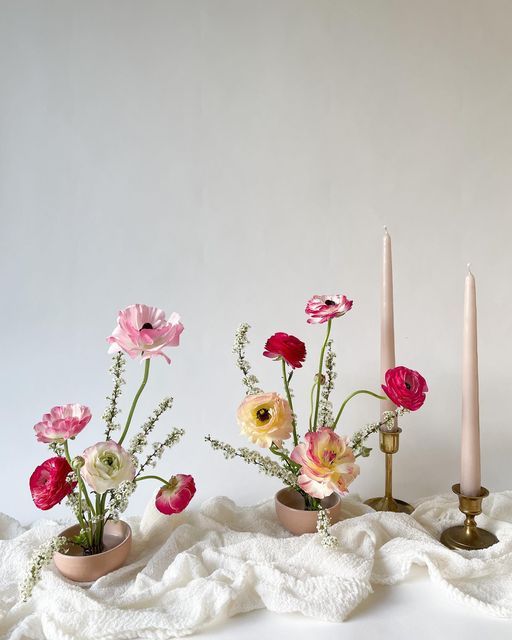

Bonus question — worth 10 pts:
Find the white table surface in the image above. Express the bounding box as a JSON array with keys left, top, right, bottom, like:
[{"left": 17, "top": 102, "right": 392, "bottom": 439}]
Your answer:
[{"left": 198, "top": 565, "right": 510, "bottom": 640}]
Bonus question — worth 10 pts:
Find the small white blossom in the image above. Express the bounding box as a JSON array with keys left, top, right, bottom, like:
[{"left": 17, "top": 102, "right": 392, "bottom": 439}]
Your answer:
[
  {"left": 136, "top": 427, "right": 184, "bottom": 475},
  {"left": 107, "top": 480, "right": 137, "bottom": 520},
  {"left": 128, "top": 397, "right": 173, "bottom": 456}
]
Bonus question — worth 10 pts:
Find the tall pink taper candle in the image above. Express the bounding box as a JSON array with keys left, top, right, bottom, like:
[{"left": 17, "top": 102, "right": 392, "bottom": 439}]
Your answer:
[
  {"left": 460, "top": 264, "right": 481, "bottom": 496},
  {"left": 381, "top": 227, "right": 397, "bottom": 429}
]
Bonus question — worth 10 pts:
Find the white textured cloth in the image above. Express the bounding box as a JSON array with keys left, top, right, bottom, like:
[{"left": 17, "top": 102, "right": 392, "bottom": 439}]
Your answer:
[{"left": 1, "top": 491, "right": 512, "bottom": 639}]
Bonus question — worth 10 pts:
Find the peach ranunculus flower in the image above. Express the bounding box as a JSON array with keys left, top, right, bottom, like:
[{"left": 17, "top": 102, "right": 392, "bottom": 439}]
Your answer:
[
  {"left": 290, "top": 427, "right": 359, "bottom": 499},
  {"left": 237, "top": 392, "right": 293, "bottom": 448}
]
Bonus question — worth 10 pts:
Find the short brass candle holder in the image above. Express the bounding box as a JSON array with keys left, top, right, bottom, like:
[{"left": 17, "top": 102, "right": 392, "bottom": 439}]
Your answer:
[
  {"left": 364, "top": 427, "right": 414, "bottom": 514},
  {"left": 440, "top": 484, "right": 499, "bottom": 551}
]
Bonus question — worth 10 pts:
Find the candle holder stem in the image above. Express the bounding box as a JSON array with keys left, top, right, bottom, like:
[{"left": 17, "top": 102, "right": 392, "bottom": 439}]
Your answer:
[
  {"left": 440, "top": 484, "right": 498, "bottom": 550},
  {"left": 365, "top": 427, "right": 414, "bottom": 514}
]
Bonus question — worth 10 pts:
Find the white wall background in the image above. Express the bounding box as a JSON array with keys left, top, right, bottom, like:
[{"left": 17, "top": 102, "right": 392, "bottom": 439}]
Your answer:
[{"left": 1, "top": 0, "right": 511, "bottom": 524}]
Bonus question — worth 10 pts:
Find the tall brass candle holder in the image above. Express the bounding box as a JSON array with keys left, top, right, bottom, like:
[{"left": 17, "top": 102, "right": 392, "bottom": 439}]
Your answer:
[
  {"left": 365, "top": 427, "right": 414, "bottom": 514},
  {"left": 440, "top": 484, "right": 498, "bottom": 550}
]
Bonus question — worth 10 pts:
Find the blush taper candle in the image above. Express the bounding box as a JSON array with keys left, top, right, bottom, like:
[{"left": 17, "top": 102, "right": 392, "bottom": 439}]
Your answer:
[
  {"left": 460, "top": 264, "right": 481, "bottom": 497},
  {"left": 381, "top": 227, "right": 397, "bottom": 430}
]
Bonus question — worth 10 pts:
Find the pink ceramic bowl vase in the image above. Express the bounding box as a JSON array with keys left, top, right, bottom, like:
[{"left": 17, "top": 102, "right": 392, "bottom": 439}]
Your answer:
[
  {"left": 53, "top": 520, "right": 132, "bottom": 582},
  {"left": 275, "top": 486, "right": 342, "bottom": 535}
]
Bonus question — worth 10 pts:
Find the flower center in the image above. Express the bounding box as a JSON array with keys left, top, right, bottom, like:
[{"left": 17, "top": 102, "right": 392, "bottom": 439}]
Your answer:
[
  {"left": 405, "top": 382, "right": 411, "bottom": 390},
  {"left": 140, "top": 322, "right": 153, "bottom": 330},
  {"left": 325, "top": 299, "right": 336, "bottom": 306},
  {"left": 323, "top": 450, "right": 337, "bottom": 464},
  {"left": 256, "top": 408, "right": 271, "bottom": 424}
]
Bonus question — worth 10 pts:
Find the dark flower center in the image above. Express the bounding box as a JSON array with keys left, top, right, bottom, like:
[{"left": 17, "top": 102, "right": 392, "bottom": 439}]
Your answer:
[
  {"left": 405, "top": 382, "right": 411, "bottom": 390},
  {"left": 325, "top": 299, "right": 336, "bottom": 306},
  {"left": 256, "top": 408, "right": 271, "bottom": 423},
  {"left": 140, "top": 322, "right": 153, "bottom": 330}
]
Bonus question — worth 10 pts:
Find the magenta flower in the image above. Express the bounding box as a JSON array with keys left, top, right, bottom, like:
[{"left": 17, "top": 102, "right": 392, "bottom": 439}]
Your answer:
[
  {"left": 290, "top": 428, "right": 359, "bottom": 499},
  {"left": 33, "top": 404, "right": 92, "bottom": 443},
  {"left": 382, "top": 366, "right": 428, "bottom": 411},
  {"left": 263, "top": 333, "right": 307, "bottom": 369},
  {"left": 155, "top": 474, "right": 196, "bottom": 515},
  {"left": 305, "top": 295, "right": 353, "bottom": 324},
  {"left": 107, "top": 304, "right": 184, "bottom": 364},
  {"left": 29, "top": 457, "right": 76, "bottom": 510}
]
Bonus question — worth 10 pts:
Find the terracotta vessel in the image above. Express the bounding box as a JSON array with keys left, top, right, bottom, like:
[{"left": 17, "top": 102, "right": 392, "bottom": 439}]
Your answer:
[
  {"left": 53, "top": 520, "right": 131, "bottom": 582},
  {"left": 275, "top": 487, "right": 342, "bottom": 535}
]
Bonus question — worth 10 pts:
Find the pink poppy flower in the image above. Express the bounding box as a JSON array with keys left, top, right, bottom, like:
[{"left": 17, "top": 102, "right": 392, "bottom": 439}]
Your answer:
[
  {"left": 29, "top": 457, "right": 76, "bottom": 510},
  {"left": 33, "top": 404, "right": 92, "bottom": 443},
  {"left": 107, "top": 304, "right": 184, "bottom": 364},
  {"left": 263, "top": 332, "right": 307, "bottom": 369},
  {"left": 382, "top": 366, "right": 428, "bottom": 411},
  {"left": 290, "top": 428, "right": 359, "bottom": 499},
  {"left": 305, "top": 295, "right": 353, "bottom": 324},
  {"left": 155, "top": 474, "right": 196, "bottom": 515}
]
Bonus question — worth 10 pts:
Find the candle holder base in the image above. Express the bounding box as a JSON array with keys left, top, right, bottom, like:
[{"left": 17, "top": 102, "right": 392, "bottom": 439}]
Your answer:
[
  {"left": 365, "top": 495, "right": 414, "bottom": 514},
  {"left": 440, "top": 484, "right": 498, "bottom": 551},
  {"left": 364, "top": 428, "right": 414, "bottom": 514}
]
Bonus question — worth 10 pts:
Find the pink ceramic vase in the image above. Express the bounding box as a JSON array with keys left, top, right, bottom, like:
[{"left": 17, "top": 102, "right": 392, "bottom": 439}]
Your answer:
[
  {"left": 275, "top": 487, "right": 342, "bottom": 535},
  {"left": 53, "top": 520, "right": 131, "bottom": 582}
]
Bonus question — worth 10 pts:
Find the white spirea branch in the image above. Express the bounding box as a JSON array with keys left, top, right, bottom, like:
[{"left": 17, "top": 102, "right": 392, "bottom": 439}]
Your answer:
[
  {"left": 103, "top": 352, "right": 126, "bottom": 439},
  {"left": 349, "top": 407, "right": 410, "bottom": 457},
  {"left": 205, "top": 435, "right": 298, "bottom": 487},
  {"left": 316, "top": 507, "right": 338, "bottom": 548},
  {"left": 233, "top": 323, "right": 263, "bottom": 396},
  {"left": 19, "top": 536, "right": 68, "bottom": 602}
]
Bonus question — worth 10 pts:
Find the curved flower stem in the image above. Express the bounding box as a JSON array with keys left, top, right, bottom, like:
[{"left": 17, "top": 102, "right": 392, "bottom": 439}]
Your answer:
[
  {"left": 64, "top": 440, "right": 96, "bottom": 519},
  {"left": 332, "top": 390, "right": 386, "bottom": 430},
  {"left": 312, "top": 319, "right": 332, "bottom": 431},
  {"left": 135, "top": 474, "right": 169, "bottom": 486},
  {"left": 118, "top": 359, "right": 150, "bottom": 446},
  {"left": 309, "top": 380, "right": 317, "bottom": 431},
  {"left": 281, "top": 358, "right": 298, "bottom": 446}
]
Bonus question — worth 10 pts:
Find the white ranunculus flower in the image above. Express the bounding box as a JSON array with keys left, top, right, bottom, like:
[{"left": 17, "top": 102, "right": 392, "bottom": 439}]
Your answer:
[{"left": 81, "top": 441, "right": 135, "bottom": 494}]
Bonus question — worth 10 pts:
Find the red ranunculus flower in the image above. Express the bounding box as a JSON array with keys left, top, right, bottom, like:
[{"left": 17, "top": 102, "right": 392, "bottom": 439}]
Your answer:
[
  {"left": 29, "top": 457, "right": 76, "bottom": 511},
  {"left": 155, "top": 474, "right": 196, "bottom": 515},
  {"left": 263, "top": 332, "right": 307, "bottom": 369},
  {"left": 382, "top": 366, "right": 428, "bottom": 411}
]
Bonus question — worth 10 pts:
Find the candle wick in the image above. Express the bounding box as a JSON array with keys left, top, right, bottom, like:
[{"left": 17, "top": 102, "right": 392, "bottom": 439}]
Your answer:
[
  {"left": 383, "top": 225, "right": 388, "bottom": 234},
  {"left": 467, "top": 262, "right": 472, "bottom": 274}
]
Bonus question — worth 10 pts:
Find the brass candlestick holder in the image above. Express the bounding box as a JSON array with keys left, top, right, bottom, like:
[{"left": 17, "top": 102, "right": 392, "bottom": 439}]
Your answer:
[
  {"left": 365, "top": 427, "right": 414, "bottom": 514},
  {"left": 440, "top": 484, "right": 499, "bottom": 550}
]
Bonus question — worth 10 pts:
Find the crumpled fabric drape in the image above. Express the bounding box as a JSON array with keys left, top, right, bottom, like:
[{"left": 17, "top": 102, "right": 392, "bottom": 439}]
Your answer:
[{"left": 1, "top": 490, "right": 511, "bottom": 639}]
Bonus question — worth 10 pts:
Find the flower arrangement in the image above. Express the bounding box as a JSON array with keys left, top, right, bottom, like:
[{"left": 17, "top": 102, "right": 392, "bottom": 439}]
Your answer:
[
  {"left": 206, "top": 294, "right": 427, "bottom": 540},
  {"left": 22, "top": 304, "right": 196, "bottom": 600}
]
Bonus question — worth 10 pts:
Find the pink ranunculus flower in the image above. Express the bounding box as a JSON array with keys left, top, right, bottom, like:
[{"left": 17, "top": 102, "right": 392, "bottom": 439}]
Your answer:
[
  {"left": 290, "top": 428, "right": 359, "bottom": 499},
  {"left": 29, "top": 457, "right": 76, "bottom": 510},
  {"left": 263, "top": 332, "right": 307, "bottom": 369},
  {"left": 81, "top": 440, "right": 135, "bottom": 494},
  {"left": 155, "top": 474, "right": 196, "bottom": 515},
  {"left": 237, "top": 392, "right": 293, "bottom": 448},
  {"left": 107, "top": 304, "right": 184, "bottom": 364},
  {"left": 33, "top": 404, "right": 92, "bottom": 443},
  {"left": 305, "top": 294, "right": 353, "bottom": 324},
  {"left": 382, "top": 366, "right": 428, "bottom": 411}
]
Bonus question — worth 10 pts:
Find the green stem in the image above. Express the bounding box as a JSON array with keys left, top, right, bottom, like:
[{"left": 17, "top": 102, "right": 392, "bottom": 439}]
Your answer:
[
  {"left": 281, "top": 358, "right": 298, "bottom": 446},
  {"left": 118, "top": 359, "right": 150, "bottom": 445},
  {"left": 312, "top": 319, "right": 332, "bottom": 431},
  {"left": 309, "top": 380, "right": 317, "bottom": 431},
  {"left": 332, "top": 390, "right": 386, "bottom": 430},
  {"left": 270, "top": 443, "right": 300, "bottom": 473},
  {"left": 135, "top": 474, "right": 169, "bottom": 485},
  {"left": 64, "top": 440, "right": 96, "bottom": 518}
]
